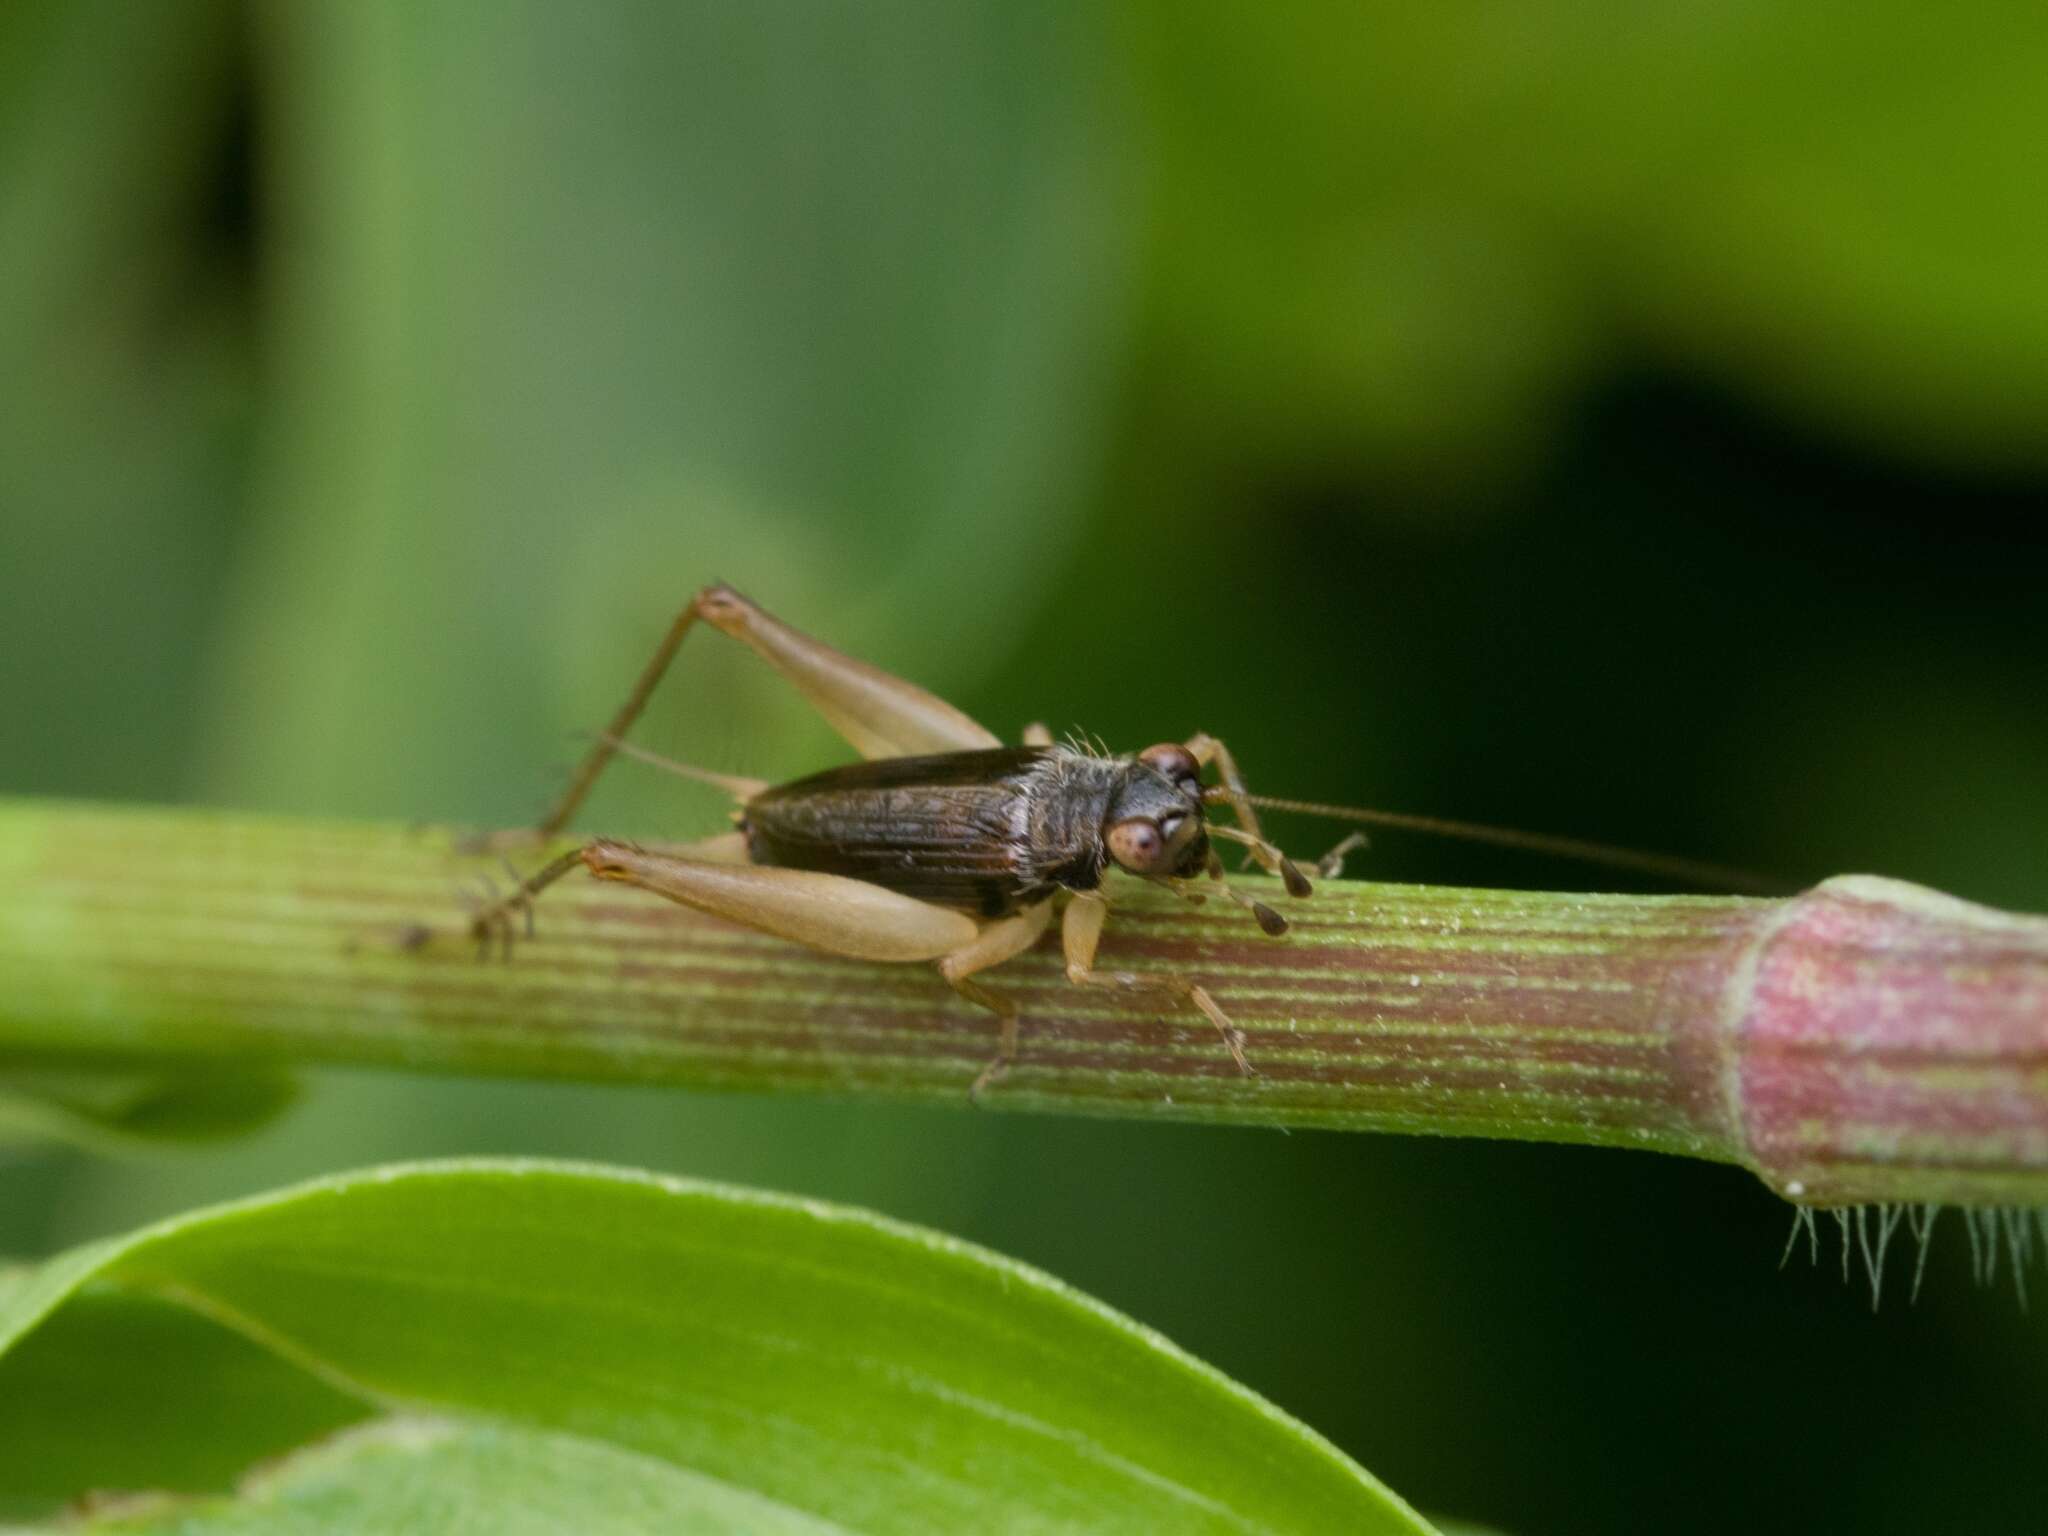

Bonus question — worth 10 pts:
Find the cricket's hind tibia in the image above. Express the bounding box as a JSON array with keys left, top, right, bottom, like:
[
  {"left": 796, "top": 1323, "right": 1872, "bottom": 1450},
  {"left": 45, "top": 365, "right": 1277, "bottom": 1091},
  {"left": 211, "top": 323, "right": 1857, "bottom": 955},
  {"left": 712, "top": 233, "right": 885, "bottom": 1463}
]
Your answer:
[
  {"left": 467, "top": 833, "right": 753, "bottom": 956},
  {"left": 537, "top": 582, "right": 1002, "bottom": 842}
]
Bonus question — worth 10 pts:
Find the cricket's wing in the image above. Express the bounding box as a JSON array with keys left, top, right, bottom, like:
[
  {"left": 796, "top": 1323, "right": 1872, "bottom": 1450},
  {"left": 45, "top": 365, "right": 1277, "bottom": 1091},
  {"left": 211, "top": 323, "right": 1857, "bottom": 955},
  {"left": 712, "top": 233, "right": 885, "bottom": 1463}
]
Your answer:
[{"left": 743, "top": 748, "right": 1060, "bottom": 918}]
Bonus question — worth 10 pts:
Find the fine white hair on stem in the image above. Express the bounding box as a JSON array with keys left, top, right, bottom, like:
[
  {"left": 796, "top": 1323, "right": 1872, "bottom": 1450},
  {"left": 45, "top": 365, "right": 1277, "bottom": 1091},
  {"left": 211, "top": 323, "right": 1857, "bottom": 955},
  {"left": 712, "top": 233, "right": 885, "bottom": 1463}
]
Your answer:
[
  {"left": 1907, "top": 1204, "right": 1940, "bottom": 1304},
  {"left": 2000, "top": 1209, "right": 2033, "bottom": 1308},
  {"left": 1780, "top": 1201, "right": 2044, "bottom": 1308},
  {"left": 1779, "top": 1206, "right": 1819, "bottom": 1269}
]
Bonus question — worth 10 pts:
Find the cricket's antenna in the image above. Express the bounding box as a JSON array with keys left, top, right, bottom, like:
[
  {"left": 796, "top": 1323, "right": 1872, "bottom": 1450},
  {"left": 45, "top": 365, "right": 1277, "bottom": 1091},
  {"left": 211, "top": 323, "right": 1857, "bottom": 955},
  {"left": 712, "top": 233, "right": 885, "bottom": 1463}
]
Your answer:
[{"left": 1207, "top": 787, "right": 1783, "bottom": 894}]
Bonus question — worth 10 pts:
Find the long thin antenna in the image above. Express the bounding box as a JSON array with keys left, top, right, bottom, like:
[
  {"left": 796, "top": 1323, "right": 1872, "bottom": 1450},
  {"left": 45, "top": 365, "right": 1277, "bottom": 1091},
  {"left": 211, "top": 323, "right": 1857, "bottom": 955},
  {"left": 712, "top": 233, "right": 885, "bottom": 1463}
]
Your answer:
[{"left": 1209, "top": 788, "right": 1783, "bottom": 894}]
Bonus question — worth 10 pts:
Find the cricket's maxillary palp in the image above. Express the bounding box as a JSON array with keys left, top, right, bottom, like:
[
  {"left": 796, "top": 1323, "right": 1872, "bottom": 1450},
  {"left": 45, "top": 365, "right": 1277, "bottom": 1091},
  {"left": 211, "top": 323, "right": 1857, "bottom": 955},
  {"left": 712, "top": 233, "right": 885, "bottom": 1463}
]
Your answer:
[
  {"left": 1205, "top": 823, "right": 1313, "bottom": 901},
  {"left": 1252, "top": 902, "right": 1288, "bottom": 937}
]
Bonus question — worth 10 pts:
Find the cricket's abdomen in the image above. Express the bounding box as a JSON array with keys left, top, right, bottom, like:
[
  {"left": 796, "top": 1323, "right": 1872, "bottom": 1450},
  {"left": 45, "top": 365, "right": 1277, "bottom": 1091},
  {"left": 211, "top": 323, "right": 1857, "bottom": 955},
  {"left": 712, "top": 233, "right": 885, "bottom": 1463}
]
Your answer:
[{"left": 741, "top": 747, "right": 1104, "bottom": 918}]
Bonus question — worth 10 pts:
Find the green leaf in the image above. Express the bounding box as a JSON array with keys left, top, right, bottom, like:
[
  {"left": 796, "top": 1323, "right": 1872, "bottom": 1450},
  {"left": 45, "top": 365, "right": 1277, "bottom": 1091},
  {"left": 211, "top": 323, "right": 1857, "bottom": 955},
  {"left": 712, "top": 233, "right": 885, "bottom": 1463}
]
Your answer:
[
  {"left": 0, "top": 1289, "right": 366, "bottom": 1517},
  {"left": 18, "top": 1419, "right": 845, "bottom": 1535},
  {"left": 0, "top": 1159, "right": 1433, "bottom": 1533},
  {"left": 0, "top": 1069, "right": 298, "bottom": 1152}
]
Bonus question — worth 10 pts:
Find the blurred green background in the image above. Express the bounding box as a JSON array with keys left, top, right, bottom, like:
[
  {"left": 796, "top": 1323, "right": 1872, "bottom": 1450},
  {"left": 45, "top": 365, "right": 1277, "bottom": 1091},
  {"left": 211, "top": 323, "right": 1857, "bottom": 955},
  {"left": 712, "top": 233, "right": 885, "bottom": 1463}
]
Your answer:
[{"left": 4, "top": 2, "right": 2046, "bottom": 1531}]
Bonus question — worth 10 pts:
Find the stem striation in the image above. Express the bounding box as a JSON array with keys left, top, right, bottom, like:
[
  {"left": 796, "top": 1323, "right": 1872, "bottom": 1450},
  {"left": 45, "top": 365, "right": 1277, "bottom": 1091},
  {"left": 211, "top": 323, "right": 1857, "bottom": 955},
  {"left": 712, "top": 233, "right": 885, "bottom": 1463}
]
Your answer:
[{"left": 1, "top": 799, "right": 2043, "bottom": 1205}]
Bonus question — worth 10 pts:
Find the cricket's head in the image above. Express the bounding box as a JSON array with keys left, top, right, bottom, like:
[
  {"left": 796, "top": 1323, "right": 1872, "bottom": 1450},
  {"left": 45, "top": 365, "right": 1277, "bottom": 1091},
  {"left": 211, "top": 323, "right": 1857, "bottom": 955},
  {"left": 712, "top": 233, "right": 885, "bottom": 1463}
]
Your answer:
[{"left": 1102, "top": 743, "right": 1210, "bottom": 879}]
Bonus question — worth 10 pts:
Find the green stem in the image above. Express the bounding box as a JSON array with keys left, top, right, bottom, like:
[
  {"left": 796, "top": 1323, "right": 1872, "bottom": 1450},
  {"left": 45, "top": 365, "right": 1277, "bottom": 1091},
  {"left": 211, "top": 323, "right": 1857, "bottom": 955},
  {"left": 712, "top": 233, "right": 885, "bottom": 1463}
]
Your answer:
[{"left": 3, "top": 798, "right": 2044, "bottom": 1206}]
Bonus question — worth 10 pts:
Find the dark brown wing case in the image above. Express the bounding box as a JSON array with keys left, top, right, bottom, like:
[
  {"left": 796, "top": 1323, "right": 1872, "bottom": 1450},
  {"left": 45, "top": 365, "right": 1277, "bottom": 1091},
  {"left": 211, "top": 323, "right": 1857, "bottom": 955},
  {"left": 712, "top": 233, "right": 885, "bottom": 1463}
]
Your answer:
[{"left": 743, "top": 748, "right": 1061, "bottom": 918}]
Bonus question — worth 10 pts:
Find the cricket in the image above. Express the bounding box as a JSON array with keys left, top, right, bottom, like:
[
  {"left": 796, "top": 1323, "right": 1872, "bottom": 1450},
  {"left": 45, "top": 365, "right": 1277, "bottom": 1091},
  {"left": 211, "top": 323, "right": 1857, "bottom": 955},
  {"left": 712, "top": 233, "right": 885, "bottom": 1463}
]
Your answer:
[{"left": 469, "top": 584, "right": 1760, "bottom": 1094}]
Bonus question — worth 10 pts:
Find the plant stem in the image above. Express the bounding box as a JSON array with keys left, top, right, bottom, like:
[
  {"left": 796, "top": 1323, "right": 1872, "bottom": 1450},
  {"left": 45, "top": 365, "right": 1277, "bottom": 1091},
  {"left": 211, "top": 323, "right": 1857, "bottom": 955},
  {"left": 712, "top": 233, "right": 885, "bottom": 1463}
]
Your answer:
[{"left": 2, "top": 799, "right": 2044, "bottom": 1205}]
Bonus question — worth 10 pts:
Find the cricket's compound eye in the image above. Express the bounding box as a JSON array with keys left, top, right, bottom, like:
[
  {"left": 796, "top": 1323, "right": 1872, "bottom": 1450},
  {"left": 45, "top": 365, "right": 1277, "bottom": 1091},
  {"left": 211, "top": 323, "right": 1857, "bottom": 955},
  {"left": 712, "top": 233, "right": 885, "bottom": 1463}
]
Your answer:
[
  {"left": 1138, "top": 742, "right": 1202, "bottom": 791},
  {"left": 1106, "top": 816, "right": 1172, "bottom": 874}
]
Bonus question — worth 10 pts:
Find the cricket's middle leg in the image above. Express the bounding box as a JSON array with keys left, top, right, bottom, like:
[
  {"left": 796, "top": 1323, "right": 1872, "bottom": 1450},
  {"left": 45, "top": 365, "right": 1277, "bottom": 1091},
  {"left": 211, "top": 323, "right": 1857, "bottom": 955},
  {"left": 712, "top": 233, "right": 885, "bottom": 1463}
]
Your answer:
[
  {"left": 936, "top": 900, "right": 1056, "bottom": 1098},
  {"left": 1060, "top": 893, "right": 1252, "bottom": 1075}
]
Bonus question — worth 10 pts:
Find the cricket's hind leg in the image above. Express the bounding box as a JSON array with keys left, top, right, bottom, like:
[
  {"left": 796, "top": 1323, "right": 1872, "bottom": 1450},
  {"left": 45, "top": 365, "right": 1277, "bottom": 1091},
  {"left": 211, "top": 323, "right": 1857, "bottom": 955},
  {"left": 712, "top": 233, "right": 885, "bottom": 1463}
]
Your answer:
[
  {"left": 586, "top": 847, "right": 1048, "bottom": 1100},
  {"left": 538, "top": 583, "right": 1001, "bottom": 840},
  {"left": 468, "top": 846, "right": 589, "bottom": 958},
  {"left": 936, "top": 900, "right": 1056, "bottom": 1100},
  {"left": 548, "top": 841, "right": 1055, "bottom": 1100},
  {"left": 480, "top": 839, "right": 1055, "bottom": 1100},
  {"left": 579, "top": 843, "right": 980, "bottom": 963},
  {"left": 1060, "top": 893, "right": 1252, "bottom": 1075},
  {"left": 468, "top": 832, "right": 750, "bottom": 956},
  {"left": 694, "top": 585, "right": 1001, "bottom": 760}
]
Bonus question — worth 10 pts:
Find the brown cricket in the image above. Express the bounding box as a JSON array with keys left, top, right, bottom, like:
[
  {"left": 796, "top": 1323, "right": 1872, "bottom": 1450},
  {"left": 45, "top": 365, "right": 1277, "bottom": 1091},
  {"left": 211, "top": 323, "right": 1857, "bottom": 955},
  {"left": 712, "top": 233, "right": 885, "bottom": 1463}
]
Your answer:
[{"left": 470, "top": 584, "right": 1334, "bottom": 1094}]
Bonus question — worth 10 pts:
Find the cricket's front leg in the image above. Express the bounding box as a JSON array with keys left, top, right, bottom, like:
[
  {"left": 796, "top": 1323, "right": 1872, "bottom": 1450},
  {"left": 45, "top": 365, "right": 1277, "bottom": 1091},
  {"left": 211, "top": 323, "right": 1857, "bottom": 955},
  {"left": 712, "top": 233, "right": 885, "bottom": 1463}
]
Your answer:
[
  {"left": 1183, "top": 731, "right": 1320, "bottom": 900},
  {"left": 1060, "top": 893, "right": 1253, "bottom": 1076},
  {"left": 937, "top": 900, "right": 1056, "bottom": 1099},
  {"left": 1184, "top": 731, "right": 1268, "bottom": 851}
]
